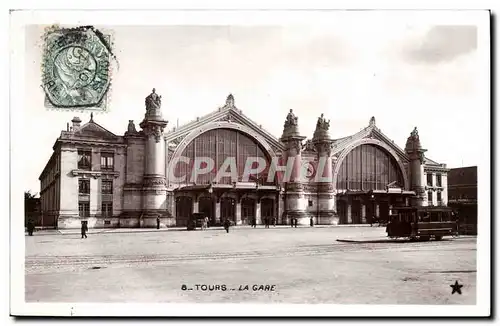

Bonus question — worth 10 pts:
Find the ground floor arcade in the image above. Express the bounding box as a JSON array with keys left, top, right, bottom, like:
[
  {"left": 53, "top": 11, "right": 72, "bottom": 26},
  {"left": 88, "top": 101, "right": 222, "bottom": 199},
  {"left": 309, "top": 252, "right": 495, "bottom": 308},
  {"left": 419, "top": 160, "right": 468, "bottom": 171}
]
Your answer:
[{"left": 174, "top": 184, "right": 281, "bottom": 227}]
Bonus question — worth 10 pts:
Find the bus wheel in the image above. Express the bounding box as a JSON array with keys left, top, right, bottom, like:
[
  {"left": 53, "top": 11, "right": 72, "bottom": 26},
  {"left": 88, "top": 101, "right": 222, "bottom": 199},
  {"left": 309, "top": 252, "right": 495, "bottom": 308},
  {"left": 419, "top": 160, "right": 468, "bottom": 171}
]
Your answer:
[
  {"left": 409, "top": 237, "right": 417, "bottom": 242},
  {"left": 435, "top": 236, "right": 443, "bottom": 241}
]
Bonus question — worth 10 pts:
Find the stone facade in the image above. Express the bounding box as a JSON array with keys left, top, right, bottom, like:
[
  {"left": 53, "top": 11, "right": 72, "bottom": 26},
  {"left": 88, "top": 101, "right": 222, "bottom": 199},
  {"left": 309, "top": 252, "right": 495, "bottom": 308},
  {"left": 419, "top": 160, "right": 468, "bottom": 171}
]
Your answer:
[{"left": 39, "top": 92, "right": 450, "bottom": 229}]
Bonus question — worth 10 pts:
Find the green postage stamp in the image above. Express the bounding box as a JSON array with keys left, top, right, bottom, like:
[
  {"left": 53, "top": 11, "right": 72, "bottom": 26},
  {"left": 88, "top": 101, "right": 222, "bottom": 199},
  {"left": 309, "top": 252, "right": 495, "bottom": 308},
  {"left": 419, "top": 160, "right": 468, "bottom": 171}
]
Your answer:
[{"left": 41, "top": 26, "right": 113, "bottom": 110}]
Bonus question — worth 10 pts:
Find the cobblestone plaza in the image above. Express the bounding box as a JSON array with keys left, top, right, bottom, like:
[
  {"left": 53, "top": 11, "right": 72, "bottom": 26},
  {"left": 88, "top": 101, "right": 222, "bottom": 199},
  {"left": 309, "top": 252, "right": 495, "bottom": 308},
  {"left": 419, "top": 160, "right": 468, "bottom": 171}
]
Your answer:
[{"left": 25, "top": 226, "right": 476, "bottom": 304}]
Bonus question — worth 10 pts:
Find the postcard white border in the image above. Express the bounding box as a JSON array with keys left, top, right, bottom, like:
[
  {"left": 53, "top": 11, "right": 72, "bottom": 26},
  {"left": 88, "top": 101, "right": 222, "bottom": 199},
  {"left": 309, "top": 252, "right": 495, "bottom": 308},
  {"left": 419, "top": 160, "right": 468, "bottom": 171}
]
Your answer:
[{"left": 9, "top": 8, "right": 491, "bottom": 317}]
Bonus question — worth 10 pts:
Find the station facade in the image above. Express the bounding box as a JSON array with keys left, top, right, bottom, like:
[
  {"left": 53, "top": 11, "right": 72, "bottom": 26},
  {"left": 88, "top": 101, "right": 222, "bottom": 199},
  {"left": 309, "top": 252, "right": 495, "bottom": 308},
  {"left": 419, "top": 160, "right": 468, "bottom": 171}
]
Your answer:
[{"left": 39, "top": 90, "right": 450, "bottom": 229}]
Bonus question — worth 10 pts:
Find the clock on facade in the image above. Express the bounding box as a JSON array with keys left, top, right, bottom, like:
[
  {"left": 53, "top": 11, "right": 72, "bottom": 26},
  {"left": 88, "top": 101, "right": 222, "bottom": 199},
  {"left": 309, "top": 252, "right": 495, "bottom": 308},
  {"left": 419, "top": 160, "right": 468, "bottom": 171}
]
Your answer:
[{"left": 305, "top": 161, "right": 316, "bottom": 179}]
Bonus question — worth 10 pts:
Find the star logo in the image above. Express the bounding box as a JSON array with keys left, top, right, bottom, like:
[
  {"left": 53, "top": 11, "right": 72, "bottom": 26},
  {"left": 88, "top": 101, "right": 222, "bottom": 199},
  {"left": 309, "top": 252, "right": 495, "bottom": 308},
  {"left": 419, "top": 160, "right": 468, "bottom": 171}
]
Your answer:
[{"left": 450, "top": 280, "right": 463, "bottom": 295}]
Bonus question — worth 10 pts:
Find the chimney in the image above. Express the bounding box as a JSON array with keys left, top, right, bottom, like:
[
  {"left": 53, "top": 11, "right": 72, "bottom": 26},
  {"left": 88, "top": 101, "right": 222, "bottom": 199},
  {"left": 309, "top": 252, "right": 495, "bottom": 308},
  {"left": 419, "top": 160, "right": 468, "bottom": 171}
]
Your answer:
[
  {"left": 66, "top": 123, "right": 69, "bottom": 131},
  {"left": 71, "top": 117, "right": 82, "bottom": 131}
]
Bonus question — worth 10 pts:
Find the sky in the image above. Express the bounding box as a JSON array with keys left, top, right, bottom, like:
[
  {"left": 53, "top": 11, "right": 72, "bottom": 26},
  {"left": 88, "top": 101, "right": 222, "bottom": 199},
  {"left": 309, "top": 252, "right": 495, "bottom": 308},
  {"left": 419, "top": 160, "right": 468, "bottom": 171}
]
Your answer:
[{"left": 22, "top": 14, "right": 487, "bottom": 194}]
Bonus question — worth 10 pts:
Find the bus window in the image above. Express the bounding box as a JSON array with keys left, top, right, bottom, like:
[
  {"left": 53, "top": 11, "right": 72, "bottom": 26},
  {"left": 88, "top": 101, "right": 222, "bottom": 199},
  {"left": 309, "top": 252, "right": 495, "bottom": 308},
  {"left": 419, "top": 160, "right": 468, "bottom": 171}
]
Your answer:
[{"left": 430, "top": 212, "right": 439, "bottom": 222}]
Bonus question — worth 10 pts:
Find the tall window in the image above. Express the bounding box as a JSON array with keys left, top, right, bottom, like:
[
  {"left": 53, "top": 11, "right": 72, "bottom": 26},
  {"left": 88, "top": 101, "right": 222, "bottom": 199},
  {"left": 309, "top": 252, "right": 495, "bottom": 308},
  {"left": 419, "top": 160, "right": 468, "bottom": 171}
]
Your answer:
[
  {"left": 100, "top": 152, "right": 114, "bottom": 171},
  {"left": 78, "top": 150, "right": 92, "bottom": 170},
  {"left": 427, "top": 191, "right": 433, "bottom": 205},
  {"left": 78, "top": 202, "right": 90, "bottom": 217},
  {"left": 102, "top": 203, "right": 113, "bottom": 217},
  {"left": 426, "top": 173, "right": 433, "bottom": 186},
  {"left": 174, "top": 128, "right": 271, "bottom": 185},
  {"left": 78, "top": 179, "right": 90, "bottom": 194},
  {"left": 436, "top": 174, "right": 442, "bottom": 187},
  {"left": 336, "top": 144, "right": 403, "bottom": 191},
  {"left": 101, "top": 180, "right": 113, "bottom": 194},
  {"left": 437, "top": 191, "right": 442, "bottom": 204}
]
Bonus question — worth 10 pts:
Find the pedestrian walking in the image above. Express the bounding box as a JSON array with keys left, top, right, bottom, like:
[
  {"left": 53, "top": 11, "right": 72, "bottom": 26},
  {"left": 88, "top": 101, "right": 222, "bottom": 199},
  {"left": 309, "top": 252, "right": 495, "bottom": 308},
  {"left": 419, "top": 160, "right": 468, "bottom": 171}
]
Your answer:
[
  {"left": 310, "top": 217, "right": 314, "bottom": 227},
  {"left": 27, "top": 219, "right": 34, "bottom": 236},
  {"left": 273, "top": 217, "right": 276, "bottom": 227},
  {"left": 156, "top": 217, "right": 160, "bottom": 229},
  {"left": 294, "top": 218, "right": 298, "bottom": 228},
  {"left": 223, "top": 219, "right": 231, "bottom": 233},
  {"left": 290, "top": 218, "right": 294, "bottom": 227},
  {"left": 81, "top": 221, "right": 88, "bottom": 239},
  {"left": 265, "top": 217, "right": 270, "bottom": 228},
  {"left": 203, "top": 216, "right": 209, "bottom": 230},
  {"left": 252, "top": 217, "right": 257, "bottom": 228}
]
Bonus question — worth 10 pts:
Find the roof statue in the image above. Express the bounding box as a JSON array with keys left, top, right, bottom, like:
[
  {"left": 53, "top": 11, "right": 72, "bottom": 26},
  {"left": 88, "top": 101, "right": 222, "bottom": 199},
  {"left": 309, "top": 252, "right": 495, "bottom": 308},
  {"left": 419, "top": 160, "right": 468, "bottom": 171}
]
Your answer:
[
  {"left": 313, "top": 113, "right": 332, "bottom": 142},
  {"left": 126, "top": 120, "right": 137, "bottom": 134},
  {"left": 316, "top": 113, "right": 330, "bottom": 131},
  {"left": 284, "top": 109, "right": 298, "bottom": 128},
  {"left": 410, "top": 126, "right": 419, "bottom": 140},
  {"left": 145, "top": 88, "right": 162, "bottom": 112},
  {"left": 405, "top": 126, "right": 425, "bottom": 155},
  {"left": 281, "top": 109, "right": 304, "bottom": 140},
  {"left": 369, "top": 116, "right": 376, "bottom": 127}
]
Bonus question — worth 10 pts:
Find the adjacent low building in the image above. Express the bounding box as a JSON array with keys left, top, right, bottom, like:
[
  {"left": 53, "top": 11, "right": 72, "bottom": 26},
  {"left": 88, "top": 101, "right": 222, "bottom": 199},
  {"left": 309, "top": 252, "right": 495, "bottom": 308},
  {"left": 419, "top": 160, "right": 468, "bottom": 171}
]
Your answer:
[
  {"left": 39, "top": 90, "right": 450, "bottom": 229},
  {"left": 447, "top": 166, "right": 478, "bottom": 234}
]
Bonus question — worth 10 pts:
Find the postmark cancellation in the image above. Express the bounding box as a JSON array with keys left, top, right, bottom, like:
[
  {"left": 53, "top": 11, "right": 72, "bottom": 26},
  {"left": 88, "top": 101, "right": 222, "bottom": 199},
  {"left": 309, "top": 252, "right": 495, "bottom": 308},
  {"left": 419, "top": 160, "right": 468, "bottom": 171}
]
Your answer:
[{"left": 41, "top": 26, "right": 113, "bottom": 110}]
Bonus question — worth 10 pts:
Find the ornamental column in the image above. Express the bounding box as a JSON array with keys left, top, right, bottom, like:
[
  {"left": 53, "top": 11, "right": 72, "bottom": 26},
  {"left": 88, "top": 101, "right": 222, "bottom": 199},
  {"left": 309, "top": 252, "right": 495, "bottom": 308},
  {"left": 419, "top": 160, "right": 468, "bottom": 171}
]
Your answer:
[
  {"left": 404, "top": 127, "right": 427, "bottom": 207},
  {"left": 139, "top": 88, "right": 169, "bottom": 226},
  {"left": 312, "top": 113, "right": 338, "bottom": 225},
  {"left": 281, "top": 109, "right": 308, "bottom": 225}
]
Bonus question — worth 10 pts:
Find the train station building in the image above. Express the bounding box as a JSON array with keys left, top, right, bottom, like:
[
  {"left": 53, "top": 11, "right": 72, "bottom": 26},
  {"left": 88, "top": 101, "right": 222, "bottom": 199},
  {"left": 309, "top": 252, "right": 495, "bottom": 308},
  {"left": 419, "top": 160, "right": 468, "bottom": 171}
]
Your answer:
[{"left": 39, "top": 89, "right": 450, "bottom": 229}]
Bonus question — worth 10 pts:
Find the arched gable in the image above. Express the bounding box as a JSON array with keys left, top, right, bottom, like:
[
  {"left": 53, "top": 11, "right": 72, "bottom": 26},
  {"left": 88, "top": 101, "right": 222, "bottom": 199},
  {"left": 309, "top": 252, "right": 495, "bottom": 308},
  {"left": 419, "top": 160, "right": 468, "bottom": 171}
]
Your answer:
[
  {"left": 332, "top": 138, "right": 409, "bottom": 190},
  {"left": 167, "top": 121, "right": 277, "bottom": 185}
]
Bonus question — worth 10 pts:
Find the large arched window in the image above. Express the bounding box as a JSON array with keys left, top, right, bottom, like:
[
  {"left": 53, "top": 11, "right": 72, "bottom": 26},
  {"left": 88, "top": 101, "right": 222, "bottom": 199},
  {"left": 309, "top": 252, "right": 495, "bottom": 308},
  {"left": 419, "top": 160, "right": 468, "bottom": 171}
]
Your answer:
[
  {"left": 173, "top": 128, "right": 273, "bottom": 185},
  {"left": 336, "top": 144, "right": 404, "bottom": 191}
]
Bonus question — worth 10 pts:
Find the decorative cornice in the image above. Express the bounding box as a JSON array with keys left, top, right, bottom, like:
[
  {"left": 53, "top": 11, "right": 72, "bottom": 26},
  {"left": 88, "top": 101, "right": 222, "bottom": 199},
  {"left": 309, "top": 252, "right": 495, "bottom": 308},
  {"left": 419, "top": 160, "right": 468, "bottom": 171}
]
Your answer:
[
  {"left": 143, "top": 175, "right": 167, "bottom": 187},
  {"left": 60, "top": 139, "right": 127, "bottom": 148},
  {"left": 424, "top": 166, "right": 450, "bottom": 173},
  {"left": 70, "top": 169, "right": 120, "bottom": 179}
]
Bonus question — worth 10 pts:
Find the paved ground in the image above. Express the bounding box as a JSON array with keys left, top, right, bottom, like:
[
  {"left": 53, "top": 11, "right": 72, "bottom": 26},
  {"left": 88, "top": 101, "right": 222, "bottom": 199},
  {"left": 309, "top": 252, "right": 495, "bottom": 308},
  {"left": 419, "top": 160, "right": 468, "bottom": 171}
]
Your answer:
[{"left": 25, "top": 226, "right": 476, "bottom": 304}]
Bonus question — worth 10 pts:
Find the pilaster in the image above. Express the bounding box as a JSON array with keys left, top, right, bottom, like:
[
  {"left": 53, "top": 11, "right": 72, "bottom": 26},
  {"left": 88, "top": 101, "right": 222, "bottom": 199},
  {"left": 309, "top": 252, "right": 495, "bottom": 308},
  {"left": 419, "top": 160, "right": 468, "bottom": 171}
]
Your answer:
[{"left": 256, "top": 201, "right": 262, "bottom": 224}]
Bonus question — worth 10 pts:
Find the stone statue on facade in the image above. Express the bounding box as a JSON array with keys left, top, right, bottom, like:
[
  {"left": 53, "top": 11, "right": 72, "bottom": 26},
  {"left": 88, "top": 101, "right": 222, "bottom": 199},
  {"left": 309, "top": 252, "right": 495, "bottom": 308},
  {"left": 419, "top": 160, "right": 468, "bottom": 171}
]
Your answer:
[
  {"left": 145, "top": 88, "right": 162, "bottom": 112},
  {"left": 284, "top": 109, "right": 298, "bottom": 128},
  {"left": 126, "top": 120, "right": 137, "bottom": 135},
  {"left": 410, "top": 127, "right": 419, "bottom": 140},
  {"left": 316, "top": 113, "right": 330, "bottom": 131}
]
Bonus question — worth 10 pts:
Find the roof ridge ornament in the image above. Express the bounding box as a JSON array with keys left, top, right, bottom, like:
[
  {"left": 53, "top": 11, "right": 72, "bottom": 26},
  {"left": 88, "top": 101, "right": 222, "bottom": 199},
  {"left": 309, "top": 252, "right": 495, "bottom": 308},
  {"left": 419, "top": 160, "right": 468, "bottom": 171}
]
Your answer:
[
  {"left": 226, "top": 94, "right": 235, "bottom": 108},
  {"left": 369, "top": 116, "right": 376, "bottom": 127}
]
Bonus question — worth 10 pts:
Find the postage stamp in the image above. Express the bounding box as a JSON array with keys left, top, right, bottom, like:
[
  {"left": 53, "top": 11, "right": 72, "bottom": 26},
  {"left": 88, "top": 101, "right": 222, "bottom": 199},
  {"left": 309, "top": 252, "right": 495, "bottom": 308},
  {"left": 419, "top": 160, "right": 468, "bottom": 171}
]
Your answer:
[{"left": 41, "top": 26, "right": 113, "bottom": 110}]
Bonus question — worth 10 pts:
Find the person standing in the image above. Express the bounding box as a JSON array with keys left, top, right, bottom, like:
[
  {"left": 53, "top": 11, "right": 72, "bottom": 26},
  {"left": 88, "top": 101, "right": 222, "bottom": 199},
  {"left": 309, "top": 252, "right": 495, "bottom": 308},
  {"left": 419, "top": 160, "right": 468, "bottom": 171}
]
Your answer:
[
  {"left": 290, "top": 217, "right": 294, "bottom": 227},
  {"left": 27, "top": 219, "right": 34, "bottom": 236},
  {"left": 81, "top": 221, "right": 88, "bottom": 239},
  {"left": 156, "top": 217, "right": 160, "bottom": 230},
  {"left": 294, "top": 218, "right": 298, "bottom": 228},
  {"left": 273, "top": 217, "right": 276, "bottom": 227},
  {"left": 223, "top": 219, "right": 230, "bottom": 233},
  {"left": 252, "top": 217, "right": 257, "bottom": 228},
  {"left": 310, "top": 217, "right": 314, "bottom": 227}
]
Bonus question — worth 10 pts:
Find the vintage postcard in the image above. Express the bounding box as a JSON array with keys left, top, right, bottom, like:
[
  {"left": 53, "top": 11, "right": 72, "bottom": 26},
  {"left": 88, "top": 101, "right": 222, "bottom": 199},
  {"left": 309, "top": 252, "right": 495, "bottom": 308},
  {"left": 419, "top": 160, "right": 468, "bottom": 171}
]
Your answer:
[{"left": 10, "top": 9, "right": 490, "bottom": 317}]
